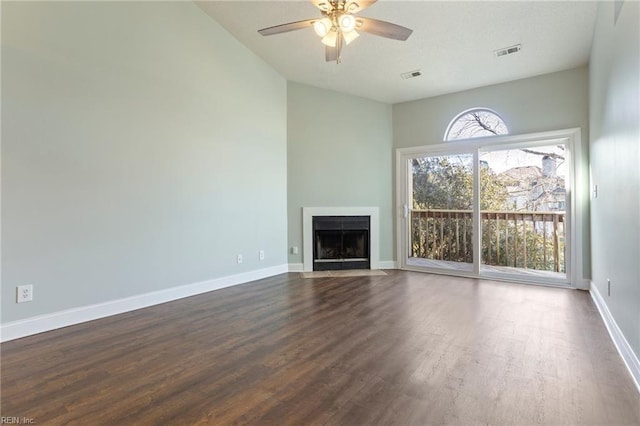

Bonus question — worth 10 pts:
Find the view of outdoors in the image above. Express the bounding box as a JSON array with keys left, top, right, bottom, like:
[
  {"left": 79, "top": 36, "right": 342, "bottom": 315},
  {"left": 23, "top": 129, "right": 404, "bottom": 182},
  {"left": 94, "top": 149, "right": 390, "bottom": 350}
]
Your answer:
[
  {"left": 410, "top": 154, "right": 474, "bottom": 269},
  {"left": 409, "top": 110, "right": 567, "bottom": 277},
  {"left": 479, "top": 145, "right": 566, "bottom": 274},
  {"left": 410, "top": 146, "right": 567, "bottom": 275},
  {"left": 445, "top": 109, "right": 508, "bottom": 140}
]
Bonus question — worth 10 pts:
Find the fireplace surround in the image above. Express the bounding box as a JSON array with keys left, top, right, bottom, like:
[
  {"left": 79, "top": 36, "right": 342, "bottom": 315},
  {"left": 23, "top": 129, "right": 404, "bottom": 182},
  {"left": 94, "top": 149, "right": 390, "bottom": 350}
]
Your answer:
[{"left": 302, "top": 207, "right": 380, "bottom": 272}]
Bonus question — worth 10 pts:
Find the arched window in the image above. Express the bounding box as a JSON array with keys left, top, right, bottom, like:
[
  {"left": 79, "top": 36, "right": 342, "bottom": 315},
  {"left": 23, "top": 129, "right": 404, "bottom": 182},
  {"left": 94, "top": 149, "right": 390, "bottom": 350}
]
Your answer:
[{"left": 445, "top": 108, "right": 508, "bottom": 141}]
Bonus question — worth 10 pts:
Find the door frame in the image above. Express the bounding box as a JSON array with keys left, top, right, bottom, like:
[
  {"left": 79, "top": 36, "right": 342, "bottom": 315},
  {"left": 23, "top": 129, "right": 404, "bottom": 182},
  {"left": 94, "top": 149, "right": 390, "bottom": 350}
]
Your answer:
[{"left": 395, "top": 128, "right": 586, "bottom": 289}]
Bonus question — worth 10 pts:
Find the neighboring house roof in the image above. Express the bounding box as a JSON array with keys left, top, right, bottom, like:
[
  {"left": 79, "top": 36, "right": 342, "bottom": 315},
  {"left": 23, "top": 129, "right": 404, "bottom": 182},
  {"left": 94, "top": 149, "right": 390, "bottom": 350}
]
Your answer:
[{"left": 499, "top": 166, "right": 542, "bottom": 183}]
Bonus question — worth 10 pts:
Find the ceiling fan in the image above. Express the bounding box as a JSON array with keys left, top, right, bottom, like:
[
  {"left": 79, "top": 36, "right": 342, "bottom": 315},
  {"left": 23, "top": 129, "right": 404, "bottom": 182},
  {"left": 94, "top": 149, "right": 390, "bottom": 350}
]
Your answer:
[{"left": 257, "top": 0, "right": 413, "bottom": 64}]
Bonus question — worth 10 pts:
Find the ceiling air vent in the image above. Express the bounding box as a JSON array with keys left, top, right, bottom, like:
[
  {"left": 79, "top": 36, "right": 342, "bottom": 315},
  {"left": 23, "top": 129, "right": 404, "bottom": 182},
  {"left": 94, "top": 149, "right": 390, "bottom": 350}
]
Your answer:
[
  {"left": 494, "top": 44, "right": 521, "bottom": 58},
  {"left": 401, "top": 70, "right": 422, "bottom": 80}
]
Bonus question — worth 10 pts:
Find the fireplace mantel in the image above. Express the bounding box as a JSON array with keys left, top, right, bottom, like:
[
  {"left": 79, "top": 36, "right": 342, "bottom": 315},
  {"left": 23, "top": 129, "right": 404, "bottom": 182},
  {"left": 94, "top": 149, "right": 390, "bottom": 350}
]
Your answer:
[{"left": 302, "top": 207, "right": 379, "bottom": 272}]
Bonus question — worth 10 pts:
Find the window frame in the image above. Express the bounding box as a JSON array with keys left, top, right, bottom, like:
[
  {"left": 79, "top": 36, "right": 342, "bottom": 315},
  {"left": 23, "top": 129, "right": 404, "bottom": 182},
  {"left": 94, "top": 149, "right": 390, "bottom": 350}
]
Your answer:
[{"left": 396, "top": 127, "right": 587, "bottom": 289}]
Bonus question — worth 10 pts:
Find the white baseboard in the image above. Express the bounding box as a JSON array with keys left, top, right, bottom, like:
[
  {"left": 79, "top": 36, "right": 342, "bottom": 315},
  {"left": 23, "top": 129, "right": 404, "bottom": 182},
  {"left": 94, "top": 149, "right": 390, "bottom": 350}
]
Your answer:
[
  {"left": 1, "top": 264, "right": 289, "bottom": 343},
  {"left": 576, "top": 277, "right": 590, "bottom": 290},
  {"left": 288, "top": 263, "right": 304, "bottom": 272},
  {"left": 379, "top": 260, "right": 398, "bottom": 269},
  {"left": 590, "top": 282, "right": 640, "bottom": 394}
]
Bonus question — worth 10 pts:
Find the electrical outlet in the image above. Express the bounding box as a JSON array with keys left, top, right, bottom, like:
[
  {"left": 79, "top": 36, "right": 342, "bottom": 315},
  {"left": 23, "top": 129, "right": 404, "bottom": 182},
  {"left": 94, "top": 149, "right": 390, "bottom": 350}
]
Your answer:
[
  {"left": 237, "top": 254, "right": 243, "bottom": 264},
  {"left": 292, "top": 246, "right": 299, "bottom": 255},
  {"left": 259, "top": 250, "right": 265, "bottom": 261},
  {"left": 17, "top": 285, "right": 33, "bottom": 303}
]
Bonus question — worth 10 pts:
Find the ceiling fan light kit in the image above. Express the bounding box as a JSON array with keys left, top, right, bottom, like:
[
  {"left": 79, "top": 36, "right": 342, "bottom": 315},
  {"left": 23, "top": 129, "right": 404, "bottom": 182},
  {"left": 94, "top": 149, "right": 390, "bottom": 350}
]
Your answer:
[
  {"left": 313, "top": 18, "right": 332, "bottom": 37},
  {"left": 321, "top": 29, "right": 338, "bottom": 47},
  {"left": 257, "top": 0, "right": 413, "bottom": 64},
  {"left": 338, "top": 14, "right": 356, "bottom": 32},
  {"left": 342, "top": 29, "right": 360, "bottom": 45}
]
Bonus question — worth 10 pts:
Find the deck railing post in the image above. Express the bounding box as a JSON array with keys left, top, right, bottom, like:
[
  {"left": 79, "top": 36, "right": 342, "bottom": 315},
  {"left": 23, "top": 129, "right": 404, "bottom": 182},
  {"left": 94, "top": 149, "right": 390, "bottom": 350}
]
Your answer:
[
  {"left": 553, "top": 214, "right": 559, "bottom": 272},
  {"left": 543, "top": 219, "right": 548, "bottom": 270}
]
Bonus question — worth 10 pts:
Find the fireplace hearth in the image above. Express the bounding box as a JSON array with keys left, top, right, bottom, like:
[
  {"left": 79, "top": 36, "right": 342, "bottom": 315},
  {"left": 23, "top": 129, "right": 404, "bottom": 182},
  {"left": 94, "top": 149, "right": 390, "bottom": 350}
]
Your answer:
[{"left": 313, "top": 216, "right": 370, "bottom": 271}]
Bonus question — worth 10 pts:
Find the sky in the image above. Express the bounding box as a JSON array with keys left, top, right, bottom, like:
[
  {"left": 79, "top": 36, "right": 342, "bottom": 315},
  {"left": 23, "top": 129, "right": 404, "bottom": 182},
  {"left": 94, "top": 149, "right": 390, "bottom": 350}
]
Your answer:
[{"left": 480, "top": 144, "right": 567, "bottom": 176}]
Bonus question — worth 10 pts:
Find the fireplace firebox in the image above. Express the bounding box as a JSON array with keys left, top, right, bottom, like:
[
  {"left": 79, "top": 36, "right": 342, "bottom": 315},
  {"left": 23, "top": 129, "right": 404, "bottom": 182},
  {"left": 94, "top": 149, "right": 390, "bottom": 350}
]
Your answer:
[{"left": 312, "top": 216, "right": 370, "bottom": 271}]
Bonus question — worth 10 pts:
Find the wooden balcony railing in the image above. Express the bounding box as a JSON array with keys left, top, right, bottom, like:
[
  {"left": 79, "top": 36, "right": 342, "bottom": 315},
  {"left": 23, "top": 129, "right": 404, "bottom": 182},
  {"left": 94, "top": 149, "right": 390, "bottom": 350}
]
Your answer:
[{"left": 410, "top": 209, "right": 565, "bottom": 272}]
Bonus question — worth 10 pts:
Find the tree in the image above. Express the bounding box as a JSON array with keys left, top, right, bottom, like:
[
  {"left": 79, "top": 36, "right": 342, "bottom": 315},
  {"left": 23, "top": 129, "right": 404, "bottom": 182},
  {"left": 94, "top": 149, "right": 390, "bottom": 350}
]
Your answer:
[
  {"left": 412, "top": 156, "right": 508, "bottom": 210},
  {"left": 446, "top": 110, "right": 508, "bottom": 140},
  {"left": 410, "top": 155, "right": 564, "bottom": 272},
  {"left": 410, "top": 156, "right": 509, "bottom": 262}
]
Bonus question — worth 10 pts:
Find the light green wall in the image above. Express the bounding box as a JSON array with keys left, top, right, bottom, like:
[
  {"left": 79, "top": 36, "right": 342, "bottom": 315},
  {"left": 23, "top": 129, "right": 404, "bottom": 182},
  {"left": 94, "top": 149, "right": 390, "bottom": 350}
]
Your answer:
[
  {"left": 393, "top": 67, "right": 590, "bottom": 148},
  {"left": 287, "top": 82, "right": 394, "bottom": 264},
  {"left": 1, "top": 2, "right": 287, "bottom": 322},
  {"left": 393, "top": 67, "right": 591, "bottom": 277},
  {"left": 589, "top": 1, "right": 640, "bottom": 357}
]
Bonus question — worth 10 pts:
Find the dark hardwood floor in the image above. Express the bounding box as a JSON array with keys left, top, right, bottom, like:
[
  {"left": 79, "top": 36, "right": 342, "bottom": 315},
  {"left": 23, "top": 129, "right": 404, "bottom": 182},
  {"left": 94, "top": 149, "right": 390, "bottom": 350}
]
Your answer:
[{"left": 2, "top": 270, "right": 639, "bottom": 425}]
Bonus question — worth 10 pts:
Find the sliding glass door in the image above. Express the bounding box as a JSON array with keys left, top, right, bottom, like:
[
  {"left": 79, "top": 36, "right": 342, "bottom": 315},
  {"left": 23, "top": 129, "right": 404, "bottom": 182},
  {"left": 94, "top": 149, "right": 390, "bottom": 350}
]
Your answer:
[
  {"left": 479, "top": 144, "right": 567, "bottom": 281},
  {"left": 397, "top": 131, "right": 577, "bottom": 286},
  {"left": 407, "top": 153, "right": 475, "bottom": 273}
]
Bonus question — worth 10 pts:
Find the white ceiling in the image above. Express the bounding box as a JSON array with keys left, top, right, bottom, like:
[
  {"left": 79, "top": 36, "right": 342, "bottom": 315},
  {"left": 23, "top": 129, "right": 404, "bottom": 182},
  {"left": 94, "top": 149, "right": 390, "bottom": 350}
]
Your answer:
[{"left": 197, "top": 1, "right": 597, "bottom": 104}]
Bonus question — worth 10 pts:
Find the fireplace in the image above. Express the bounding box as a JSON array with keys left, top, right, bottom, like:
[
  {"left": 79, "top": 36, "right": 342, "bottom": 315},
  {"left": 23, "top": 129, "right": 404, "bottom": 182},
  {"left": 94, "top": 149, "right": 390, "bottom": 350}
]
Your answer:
[
  {"left": 302, "top": 207, "right": 379, "bottom": 272},
  {"left": 313, "top": 216, "right": 370, "bottom": 271}
]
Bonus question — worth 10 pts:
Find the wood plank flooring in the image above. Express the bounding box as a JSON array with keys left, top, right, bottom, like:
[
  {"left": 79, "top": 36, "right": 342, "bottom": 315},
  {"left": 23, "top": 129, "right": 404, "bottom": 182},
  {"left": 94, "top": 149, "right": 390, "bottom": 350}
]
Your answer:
[{"left": 2, "top": 270, "right": 639, "bottom": 425}]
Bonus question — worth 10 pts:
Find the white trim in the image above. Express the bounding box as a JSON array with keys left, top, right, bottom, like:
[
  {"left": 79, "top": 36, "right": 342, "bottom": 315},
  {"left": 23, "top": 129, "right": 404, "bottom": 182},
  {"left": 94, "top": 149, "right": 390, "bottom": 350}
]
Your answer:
[
  {"left": 378, "top": 260, "right": 398, "bottom": 269},
  {"left": 397, "top": 128, "right": 580, "bottom": 157},
  {"left": 402, "top": 264, "right": 573, "bottom": 289},
  {"left": 0, "top": 264, "right": 289, "bottom": 343},
  {"left": 570, "top": 128, "right": 587, "bottom": 289},
  {"left": 396, "top": 152, "right": 407, "bottom": 271},
  {"left": 577, "top": 278, "right": 591, "bottom": 291},
  {"left": 472, "top": 150, "right": 481, "bottom": 275},
  {"left": 302, "top": 207, "right": 380, "bottom": 272},
  {"left": 288, "top": 263, "right": 304, "bottom": 272},
  {"left": 590, "top": 282, "right": 640, "bottom": 394}
]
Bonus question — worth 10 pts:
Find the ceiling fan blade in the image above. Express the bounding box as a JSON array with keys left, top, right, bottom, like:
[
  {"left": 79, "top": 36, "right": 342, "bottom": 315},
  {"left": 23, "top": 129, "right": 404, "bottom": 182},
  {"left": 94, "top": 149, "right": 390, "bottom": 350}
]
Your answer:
[
  {"left": 326, "top": 45, "right": 338, "bottom": 62},
  {"left": 355, "top": 17, "right": 413, "bottom": 41},
  {"left": 325, "top": 34, "right": 344, "bottom": 64},
  {"left": 258, "top": 19, "right": 316, "bottom": 36},
  {"left": 345, "top": 0, "right": 377, "bottom": 14}
]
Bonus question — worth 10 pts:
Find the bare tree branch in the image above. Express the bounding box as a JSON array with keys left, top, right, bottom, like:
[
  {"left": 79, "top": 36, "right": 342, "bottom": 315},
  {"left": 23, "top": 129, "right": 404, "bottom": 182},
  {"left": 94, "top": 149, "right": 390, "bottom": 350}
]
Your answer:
[
  {"left": 520, "top": 149, "right": 565, "bottom": 160},
  {"left": 471, "top": 112, "right": 499, "bottom": 135}
]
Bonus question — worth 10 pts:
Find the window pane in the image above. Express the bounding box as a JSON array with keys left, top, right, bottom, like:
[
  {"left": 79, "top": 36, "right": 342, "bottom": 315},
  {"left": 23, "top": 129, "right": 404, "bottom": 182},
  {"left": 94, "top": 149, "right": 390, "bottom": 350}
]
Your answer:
[
  {"left": 479, "top": 144, "right": 567, "bottom": 278},
  {"left": 409, "top": 154, "right": 474, "bottom": 270},
  {"left": 446, "top": 109, "right": 508, "bottom": 140}
]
